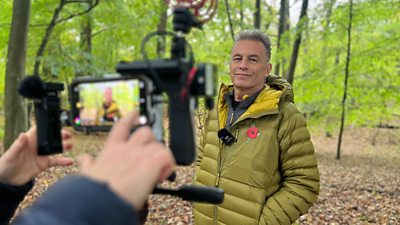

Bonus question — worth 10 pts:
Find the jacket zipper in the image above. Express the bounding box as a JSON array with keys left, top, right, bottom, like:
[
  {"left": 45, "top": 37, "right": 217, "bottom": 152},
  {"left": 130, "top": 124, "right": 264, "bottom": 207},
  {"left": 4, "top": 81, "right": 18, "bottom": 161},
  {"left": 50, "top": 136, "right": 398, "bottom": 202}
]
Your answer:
[
  {"left": 229, "top": 111, "right": 234, "bottom": 127},
  {"left": 214, "top": 96, "right": 223, "bottom": 225},
  {"left": 211, "top": 84, "right": 280, "bottom": 224}
]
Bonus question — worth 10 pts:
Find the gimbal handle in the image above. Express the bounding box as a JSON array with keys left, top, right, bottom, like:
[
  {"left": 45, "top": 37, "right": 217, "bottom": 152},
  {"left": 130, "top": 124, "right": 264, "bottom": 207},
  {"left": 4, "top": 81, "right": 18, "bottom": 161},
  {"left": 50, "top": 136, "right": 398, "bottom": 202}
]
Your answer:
[{"left": 153, "top": 185, "right": 224, "bottom": 204}]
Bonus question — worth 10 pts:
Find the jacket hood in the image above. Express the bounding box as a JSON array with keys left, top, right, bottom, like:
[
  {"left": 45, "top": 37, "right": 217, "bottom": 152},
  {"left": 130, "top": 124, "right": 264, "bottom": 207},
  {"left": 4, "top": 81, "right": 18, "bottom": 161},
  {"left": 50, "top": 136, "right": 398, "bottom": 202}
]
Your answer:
[{"left": 265, "top": 75, "right": 294, "bottom": 103}]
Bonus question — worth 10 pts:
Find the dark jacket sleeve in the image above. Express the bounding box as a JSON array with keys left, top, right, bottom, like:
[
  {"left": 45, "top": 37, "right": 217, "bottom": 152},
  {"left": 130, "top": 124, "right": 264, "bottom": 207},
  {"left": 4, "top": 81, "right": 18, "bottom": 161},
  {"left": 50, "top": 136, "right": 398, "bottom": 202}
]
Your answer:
[
  {"left": 0, "top": 181, "right": 33, "bottom": 225},
  {"left": 11, "top": 175, "right": 139, "bottom": 225}
]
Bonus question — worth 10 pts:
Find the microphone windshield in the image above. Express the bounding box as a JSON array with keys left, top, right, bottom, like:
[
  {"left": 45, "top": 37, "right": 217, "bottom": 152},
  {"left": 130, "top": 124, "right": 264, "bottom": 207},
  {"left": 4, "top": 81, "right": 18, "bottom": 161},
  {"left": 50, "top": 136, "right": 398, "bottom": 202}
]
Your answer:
[{"left": 18, "top": 76, "right": 44, "bottom": 99}]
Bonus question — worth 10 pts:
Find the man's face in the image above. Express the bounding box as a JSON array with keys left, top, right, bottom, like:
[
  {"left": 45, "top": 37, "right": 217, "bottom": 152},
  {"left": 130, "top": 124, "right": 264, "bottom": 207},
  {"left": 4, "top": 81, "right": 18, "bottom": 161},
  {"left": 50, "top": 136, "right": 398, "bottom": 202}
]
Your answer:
[
  {"left": 104, "top": 88, "right": 113, "bottom": 104},
  {"left": 229, "top": 40, "right": 272, "bottom": 96}
]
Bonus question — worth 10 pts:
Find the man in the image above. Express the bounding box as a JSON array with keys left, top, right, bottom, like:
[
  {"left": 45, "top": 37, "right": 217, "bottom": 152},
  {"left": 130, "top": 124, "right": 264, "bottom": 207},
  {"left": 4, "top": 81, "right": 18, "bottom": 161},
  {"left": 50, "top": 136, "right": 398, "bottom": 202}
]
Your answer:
[
  {"left": 1, "top": 112, "right": 175, "bottom": 225},
  {"left": 96, "top": 87, "right": 122, "bottom": 124},
  {"left": 194, "top": 30, "right": 320, "bottom": 225}
]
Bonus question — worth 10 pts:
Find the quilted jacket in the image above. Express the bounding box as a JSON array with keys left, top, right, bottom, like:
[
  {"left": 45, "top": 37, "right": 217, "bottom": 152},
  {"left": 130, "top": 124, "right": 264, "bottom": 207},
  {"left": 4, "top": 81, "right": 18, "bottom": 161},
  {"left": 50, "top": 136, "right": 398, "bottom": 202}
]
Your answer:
[{"left": 194, "top": 76, "right": 320, "bottom": 225}]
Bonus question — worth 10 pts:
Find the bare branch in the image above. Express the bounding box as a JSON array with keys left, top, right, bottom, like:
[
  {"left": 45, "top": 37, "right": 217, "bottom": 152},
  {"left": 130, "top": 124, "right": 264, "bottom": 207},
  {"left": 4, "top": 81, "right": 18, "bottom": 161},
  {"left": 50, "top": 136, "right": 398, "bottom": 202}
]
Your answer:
[
  {"left": 56, "top": 0, "right": 99, "bottom": 23},
  {"left": 92, "top": 25, "right": 118, "bottom": 37}
]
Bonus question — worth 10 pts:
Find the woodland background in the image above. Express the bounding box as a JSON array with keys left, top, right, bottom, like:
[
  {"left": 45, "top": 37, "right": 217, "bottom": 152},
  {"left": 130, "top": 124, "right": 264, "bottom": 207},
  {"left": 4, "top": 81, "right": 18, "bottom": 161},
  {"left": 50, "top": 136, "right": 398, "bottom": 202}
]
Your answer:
[{"left": 1, "top": 0, "right": 399, "bottom": 224}]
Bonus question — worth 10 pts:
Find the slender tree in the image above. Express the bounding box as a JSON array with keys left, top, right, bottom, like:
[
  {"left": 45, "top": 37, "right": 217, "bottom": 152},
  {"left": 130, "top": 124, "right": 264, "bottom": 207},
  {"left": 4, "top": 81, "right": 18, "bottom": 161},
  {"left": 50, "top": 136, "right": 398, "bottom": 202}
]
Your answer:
[
  {"left": 157, "top": 2, "right": 168, "bottom": 58},
  {"left": 320, "top": 0, "right": 337, "bottom": 70},
  {"left": 254, "top": 0, "right": 261, "bottom": 29},
  {"left": 336, "top": 0, "right": 353, "bottom": 160},
  {"left": 78, "top": 0, "right": 94, "bottom": 77},
  {"left": 239, "top": 0, "right": 244, "bottom": 27},
  {"left": 286, "top": 0, "right": 308, "bottom": 84},
  {"left": 274, "top": 0, "right": 288, "bottom": 75},
  {"left": 224, "top": 0, "right": 235, "bottom": 41},
  {"left": 3, "top": 0, "right": 31, "bottom": 150}
]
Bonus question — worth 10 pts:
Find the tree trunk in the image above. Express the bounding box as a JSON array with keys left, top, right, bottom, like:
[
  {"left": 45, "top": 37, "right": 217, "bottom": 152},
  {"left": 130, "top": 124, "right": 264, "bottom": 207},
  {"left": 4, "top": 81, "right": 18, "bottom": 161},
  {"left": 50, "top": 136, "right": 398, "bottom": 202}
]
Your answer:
[
  {"left": 282, "top": 0, "right": 290, "bottom": 76},
  {"left": 264, "top": 4, "right": 274, "bottom": 32},
  {"left": 254, "top": 0, "right": 261, "bottom": 29},
  {"left": 274, "top": 0, "right": 288, "bottom": 75},
  {"left": 3, "top": 0, "right": 30, "bottom": 150},
  {"left": 320, "top": 0, "right": 336, "bottom": 69},
  {"left": 78, "top": 1, "right": 93, "bottom": 76},
  {"left": 336, "top": 0, "right": 353, "bottom": 160},
  {"left": 239, "top": 0, "right": 244, "bottom": 27},
  {"left": 224, "top": 0, "right": 235, "bottom": 41},
  {"left": 157, "top": 3, "right": 168, "bottom": 58},
  {"left": 286, "top": 0, "right": 308, "bottom": 85}
]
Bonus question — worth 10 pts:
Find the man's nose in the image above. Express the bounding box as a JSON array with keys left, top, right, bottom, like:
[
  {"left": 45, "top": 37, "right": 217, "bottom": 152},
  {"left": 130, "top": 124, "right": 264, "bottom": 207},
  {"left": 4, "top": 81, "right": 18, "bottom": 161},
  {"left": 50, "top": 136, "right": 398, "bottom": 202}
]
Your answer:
[{"left": 238, "top": 60, "right": 248, "bottom": 70}]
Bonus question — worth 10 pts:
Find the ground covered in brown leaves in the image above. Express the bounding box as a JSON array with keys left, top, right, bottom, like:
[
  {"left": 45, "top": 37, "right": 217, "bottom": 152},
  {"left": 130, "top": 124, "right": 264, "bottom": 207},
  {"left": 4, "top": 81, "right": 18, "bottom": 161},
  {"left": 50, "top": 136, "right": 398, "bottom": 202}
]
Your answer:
[{"left": 11, "top": 127, "right": 400, "bottom": 224}]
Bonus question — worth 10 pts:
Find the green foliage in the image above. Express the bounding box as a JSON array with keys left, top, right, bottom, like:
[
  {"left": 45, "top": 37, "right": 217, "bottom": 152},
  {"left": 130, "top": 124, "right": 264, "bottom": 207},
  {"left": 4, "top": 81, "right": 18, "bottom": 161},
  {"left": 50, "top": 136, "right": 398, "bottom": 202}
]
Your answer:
[
  {"left": 292, "top": 0, "right": 400, "bottom": 128},
  {"left": 1, "top": 0, "right": 398, "bottom": 131},
  {"left": 0, "top": 1, "right": 13, "bottom": 105}
]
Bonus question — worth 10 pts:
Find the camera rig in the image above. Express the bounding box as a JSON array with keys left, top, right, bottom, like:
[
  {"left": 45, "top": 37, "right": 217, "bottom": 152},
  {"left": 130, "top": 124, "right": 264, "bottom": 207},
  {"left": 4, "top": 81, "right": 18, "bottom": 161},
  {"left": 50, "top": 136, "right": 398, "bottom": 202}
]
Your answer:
[
  {"left": 117, "top": 6, "right": 223, "bottom": 203},
  {"left": 18, "top": 1, "right": 224, "bottom": 205},
  {"left": 116, "top": 7, "right": 216, "bottom": 166}
]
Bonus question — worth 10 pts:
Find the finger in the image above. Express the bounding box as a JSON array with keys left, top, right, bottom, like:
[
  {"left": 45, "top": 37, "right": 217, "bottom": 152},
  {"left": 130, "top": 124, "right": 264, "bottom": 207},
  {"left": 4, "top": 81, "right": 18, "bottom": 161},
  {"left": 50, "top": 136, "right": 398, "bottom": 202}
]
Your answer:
[
  {"left": 62, "top": 141, "right": 73, "bottom": 151},
  {"left": 77, "top": 154, "right": 95, "bottom": 172},
  {"left": 6, "top": 133, "right": 28, "bottom": 155},
  {"left": 25, "top": 126, "right": 37, "bottom": 151},
  {"left": 152, "top": 148, "right": 176, "bottom": 182},
  {"left": 61, "top": 130, "right": 72, "bottom": 140},
  {"left": 107, "top": 111, "right": 140, "bottom": 143},
  {"left": 48, "top": 157, "right": 74, "bottom": 167},
  {"left": 143, "top": 143, "right": 175, "bottom": 182},
  {"left": 26, "top": 126, "right": 37, "bottom": 135},
  {"left": 128, "top": 126, "right": 157, "bottom": 146}
]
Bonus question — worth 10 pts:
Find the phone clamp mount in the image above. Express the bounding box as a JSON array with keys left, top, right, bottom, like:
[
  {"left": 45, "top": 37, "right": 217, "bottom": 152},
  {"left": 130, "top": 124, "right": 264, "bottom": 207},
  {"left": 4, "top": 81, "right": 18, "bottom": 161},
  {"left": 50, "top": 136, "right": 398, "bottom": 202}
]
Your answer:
[
  {"left": 18, "top": 75, "right": 64, "bottom": 156},
  {"left": 117, "top": 7, "right": 222, "bottom": 204}
]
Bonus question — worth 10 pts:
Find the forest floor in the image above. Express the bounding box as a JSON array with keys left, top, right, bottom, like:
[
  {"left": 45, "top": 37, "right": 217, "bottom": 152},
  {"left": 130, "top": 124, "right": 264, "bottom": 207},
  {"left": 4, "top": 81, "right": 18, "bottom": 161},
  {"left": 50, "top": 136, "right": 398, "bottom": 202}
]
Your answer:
[{"left": 7, "top": 126, "right": 400, "bottom": 225}]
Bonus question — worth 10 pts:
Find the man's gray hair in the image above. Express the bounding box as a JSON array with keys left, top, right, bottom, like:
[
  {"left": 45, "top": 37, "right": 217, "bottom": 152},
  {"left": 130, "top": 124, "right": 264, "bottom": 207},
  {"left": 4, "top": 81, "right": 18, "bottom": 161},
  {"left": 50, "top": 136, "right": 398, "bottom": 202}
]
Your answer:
[{"left": 235, "top": 30, "right": 272, "bottom": 61}]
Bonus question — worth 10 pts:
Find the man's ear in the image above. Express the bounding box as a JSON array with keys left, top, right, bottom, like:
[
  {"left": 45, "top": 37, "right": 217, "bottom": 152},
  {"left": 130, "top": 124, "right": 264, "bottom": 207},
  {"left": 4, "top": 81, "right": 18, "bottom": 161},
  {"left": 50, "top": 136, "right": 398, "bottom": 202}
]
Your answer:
[{"left": 264, "top": 63, "right": 272, "bottom": 75}]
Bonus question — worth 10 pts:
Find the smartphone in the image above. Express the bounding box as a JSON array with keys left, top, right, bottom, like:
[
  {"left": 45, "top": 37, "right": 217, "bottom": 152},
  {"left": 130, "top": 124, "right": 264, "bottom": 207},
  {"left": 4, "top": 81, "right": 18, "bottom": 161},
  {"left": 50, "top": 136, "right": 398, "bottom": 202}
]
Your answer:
[{"left": 69, "top": 74, "right": 153, "bottom": 132}]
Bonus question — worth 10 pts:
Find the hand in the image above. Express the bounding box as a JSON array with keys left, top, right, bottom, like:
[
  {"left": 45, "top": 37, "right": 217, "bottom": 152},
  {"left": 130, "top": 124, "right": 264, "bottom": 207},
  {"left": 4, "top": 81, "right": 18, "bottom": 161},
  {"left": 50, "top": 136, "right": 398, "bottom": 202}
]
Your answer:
[
  {"left": 78, "top": 112, "right": 175, "bottom": 209},
  {"left": 0, "top": 127, "right": 73, "bottom": 186}
]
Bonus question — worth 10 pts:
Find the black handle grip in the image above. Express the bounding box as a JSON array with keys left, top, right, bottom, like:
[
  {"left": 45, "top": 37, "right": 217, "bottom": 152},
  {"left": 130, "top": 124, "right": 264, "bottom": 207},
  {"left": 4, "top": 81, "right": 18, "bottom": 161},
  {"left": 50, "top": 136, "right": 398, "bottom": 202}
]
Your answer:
[{"left": 153, "top": 185, "right": 224, "bottom": 204}]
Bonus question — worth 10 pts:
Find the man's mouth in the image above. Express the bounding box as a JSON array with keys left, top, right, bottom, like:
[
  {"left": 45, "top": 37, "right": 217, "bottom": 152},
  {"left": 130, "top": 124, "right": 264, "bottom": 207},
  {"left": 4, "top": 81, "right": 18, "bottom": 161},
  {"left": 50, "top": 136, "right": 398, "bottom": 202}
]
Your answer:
[{"left": 235, "top": 73, "right": 251, "bottom": 76}]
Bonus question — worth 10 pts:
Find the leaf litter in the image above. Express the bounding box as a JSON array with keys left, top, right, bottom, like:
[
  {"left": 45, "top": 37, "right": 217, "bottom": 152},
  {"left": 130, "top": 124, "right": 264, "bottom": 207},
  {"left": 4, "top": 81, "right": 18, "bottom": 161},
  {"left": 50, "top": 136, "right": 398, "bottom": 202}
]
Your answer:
[{"left": 8, "top": 127, "right": 400, "bottom": 224}]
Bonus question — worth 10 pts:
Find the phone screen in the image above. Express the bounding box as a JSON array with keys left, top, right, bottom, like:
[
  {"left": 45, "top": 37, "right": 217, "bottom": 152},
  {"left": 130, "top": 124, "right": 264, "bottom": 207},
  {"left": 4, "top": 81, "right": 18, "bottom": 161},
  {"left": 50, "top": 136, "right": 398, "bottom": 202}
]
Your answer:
[{"left": 72, "top": 78, "right": 149, "bottom": 129}]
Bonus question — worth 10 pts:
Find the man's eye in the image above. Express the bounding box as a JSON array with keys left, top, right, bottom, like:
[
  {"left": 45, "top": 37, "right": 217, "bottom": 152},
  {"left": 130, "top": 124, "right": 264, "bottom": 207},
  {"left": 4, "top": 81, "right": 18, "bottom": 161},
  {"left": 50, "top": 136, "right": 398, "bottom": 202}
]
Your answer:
[
  {"left": 233, "top": 57, "right": 241, "bottom": 62},
  {"left": 250, "top": 58, "right": 258, "bottom": 63}
]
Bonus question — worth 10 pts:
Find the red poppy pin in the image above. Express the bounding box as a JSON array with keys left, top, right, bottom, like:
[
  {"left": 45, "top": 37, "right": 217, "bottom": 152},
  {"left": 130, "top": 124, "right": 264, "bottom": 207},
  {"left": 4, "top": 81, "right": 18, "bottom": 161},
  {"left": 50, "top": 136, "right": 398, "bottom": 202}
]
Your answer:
[{"left": 247, "top": 126, "right": 259, "bottom": 139}]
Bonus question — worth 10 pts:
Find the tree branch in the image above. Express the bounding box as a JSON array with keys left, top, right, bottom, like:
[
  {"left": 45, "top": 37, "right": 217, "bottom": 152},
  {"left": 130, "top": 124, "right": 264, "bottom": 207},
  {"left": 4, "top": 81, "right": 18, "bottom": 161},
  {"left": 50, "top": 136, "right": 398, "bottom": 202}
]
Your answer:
[
  {"left": 33, "top": 0, "right": 99, "bottom": 76},
  {"left": 56, "top": 0, "right": 99, "bottom": 23}
]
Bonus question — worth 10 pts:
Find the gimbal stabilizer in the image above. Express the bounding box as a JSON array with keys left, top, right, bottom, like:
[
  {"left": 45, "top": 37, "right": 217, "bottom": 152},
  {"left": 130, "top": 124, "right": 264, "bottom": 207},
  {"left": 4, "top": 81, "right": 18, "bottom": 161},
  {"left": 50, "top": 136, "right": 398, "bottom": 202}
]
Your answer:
[{"left": 117, "top": 7, "right": 223, "bottom": 204}]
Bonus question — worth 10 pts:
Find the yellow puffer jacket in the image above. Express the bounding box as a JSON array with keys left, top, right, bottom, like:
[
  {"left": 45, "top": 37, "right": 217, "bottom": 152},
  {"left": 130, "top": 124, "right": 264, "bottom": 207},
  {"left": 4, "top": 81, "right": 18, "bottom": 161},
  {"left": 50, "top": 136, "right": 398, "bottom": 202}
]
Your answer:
[
  {"left": 95, "top": 101, "right": 122, "bottom": 125},
  {"left": 194, "top": 76, "right": 320, "bottom": 225}
]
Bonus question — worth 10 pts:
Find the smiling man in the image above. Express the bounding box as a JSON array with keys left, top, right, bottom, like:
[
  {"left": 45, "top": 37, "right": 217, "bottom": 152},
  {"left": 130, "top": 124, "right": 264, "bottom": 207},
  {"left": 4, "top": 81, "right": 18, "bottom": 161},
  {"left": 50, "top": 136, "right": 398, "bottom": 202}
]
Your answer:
[{"left": 194, "top": 30, "right": 320, "bottom": 225}]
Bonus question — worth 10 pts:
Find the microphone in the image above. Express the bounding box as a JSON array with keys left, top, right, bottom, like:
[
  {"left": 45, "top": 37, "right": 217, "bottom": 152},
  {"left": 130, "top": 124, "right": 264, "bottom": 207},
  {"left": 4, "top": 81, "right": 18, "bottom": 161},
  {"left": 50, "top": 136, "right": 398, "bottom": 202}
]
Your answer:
[
  {"left": 18, "top": 75, "right": 45, "bottom": 99},
  {"left": 153, "top": 185, "right": 224, "bottom": 204},
  {"left": 218, "top": 128, "right": 236, "bottom": 146}
]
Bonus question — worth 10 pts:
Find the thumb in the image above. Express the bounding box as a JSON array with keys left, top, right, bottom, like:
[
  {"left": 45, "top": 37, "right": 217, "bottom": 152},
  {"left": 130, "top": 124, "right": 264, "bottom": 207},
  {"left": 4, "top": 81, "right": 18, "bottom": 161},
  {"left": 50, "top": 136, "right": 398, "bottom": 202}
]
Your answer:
[{"left": 78, "top": 154, "right": 95, "bottom": 172}]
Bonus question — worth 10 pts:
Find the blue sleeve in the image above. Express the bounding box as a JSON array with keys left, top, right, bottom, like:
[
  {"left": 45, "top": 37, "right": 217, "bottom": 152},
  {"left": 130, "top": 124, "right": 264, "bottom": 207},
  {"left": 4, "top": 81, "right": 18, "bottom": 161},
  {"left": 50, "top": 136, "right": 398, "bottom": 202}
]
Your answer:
[
  {"left": 11, "top": 176, "right": 139, "bottom": 225},
  {"left": 0, "top": 181, "right": 33, "bottom": 225}
]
